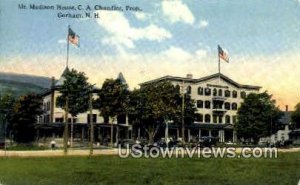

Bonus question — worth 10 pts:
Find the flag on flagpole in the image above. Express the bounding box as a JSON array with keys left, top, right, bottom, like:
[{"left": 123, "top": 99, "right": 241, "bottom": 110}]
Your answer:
[
  {"left": 68, "top": 28, "right": 79, "bottom": 47},
  {"left": 218, "top": 45, "right": 229, "bottom": 62}
]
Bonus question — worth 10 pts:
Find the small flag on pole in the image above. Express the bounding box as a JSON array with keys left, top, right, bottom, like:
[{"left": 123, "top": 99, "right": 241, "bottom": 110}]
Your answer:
[
  {"left": 218, "top": 45, "right": 229, "bottom": 62},
  {"left": 68, "top": 27, "right": 79, "bottom": 47}
]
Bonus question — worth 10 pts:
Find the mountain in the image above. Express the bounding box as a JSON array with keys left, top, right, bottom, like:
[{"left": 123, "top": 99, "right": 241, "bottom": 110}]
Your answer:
[{"left": 0, "top": 72, "right": 52, "bottom": 96}]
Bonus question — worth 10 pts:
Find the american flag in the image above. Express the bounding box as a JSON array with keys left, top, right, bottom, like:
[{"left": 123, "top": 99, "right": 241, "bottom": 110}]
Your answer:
[
  {"left": 218, "top": 45, "right": 229, "bottom": 62},
  {"left": 68, "top": 28, "right": 79, "bottom": 47}
]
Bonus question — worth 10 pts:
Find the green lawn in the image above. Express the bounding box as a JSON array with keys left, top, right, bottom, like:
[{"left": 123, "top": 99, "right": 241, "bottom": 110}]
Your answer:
[{"left": 0, "top": 152, "right": 299, "bottom": 185}]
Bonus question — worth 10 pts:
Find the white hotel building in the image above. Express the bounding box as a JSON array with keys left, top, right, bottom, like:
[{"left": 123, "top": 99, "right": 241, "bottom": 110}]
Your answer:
[
  {"left": 140, "top": 73, "right": 261, "bottom": 142},
  {"left": 37, "top": 68, "right": 132, "bottom": 144},
  {"left": 37, "top": 68, "right": 261, "bottom": 143}
]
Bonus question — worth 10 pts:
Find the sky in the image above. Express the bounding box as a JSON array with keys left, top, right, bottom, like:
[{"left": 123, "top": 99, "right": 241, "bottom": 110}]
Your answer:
[{"left": 0, "top": 0, "right": 299, "bottom": 110}]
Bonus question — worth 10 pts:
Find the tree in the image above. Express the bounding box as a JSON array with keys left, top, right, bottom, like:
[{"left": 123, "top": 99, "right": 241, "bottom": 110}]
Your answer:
[
  {"left": 234, "top": 91, "right": 282, "bottom": 143},
  {"left": 9, "top": 93, "right": 43, "bottom": 143},
  {"left": 129, "top": 81, "right": 196, "bottom": 144},
  {"left": 95, "top": 79, "right": 129, "bottom": 146},
  {"left": 0, "top": 89, "right": 16, "bottom": 143},
  {"left": 56, "top": 68, "right": 92, "bottom": 153},
  {"left": 291, "top": 103, "right": 300, "bottom": 129}
]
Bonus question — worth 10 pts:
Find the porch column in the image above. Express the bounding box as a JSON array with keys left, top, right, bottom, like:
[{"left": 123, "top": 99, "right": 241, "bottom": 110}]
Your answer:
[
  {"left": 126, "top": 127, "right": 129, "bottom": 139},
  {"left": 218, "top": 130, "right": 225, "bottom": 142},
  {"left": 81, "top": 127, "right": 85, "bottom": 141},
  {"left": 188, "top": 129, "right": 191, "bottom": 142},
  {"left": 98, "top": 127, "right": 101, "bottom": 142},
  {"left": 221, "top": 130, "right": 225, "bottom": 142},
  {"left": 138, "top": 127, "right": 141, "bottom": 139},
  {"left": 177, "top": 128, "right": 180, "bottom": 139},
  {"left": 198, "top": 129, "right": 201, "bottom": 138},
  {"left": 233, "top": 130, "right": 237, "bottom": 143},
  {"left": 125, "top": 114, "right": 129, "bottom": 126},
  {"left": 165, "top": 122, "right": 169, "bottom": 144},
  {"left": 116, "top": 126, "right": 119, "bottom": 145},
  {"left": 208, "top": 130, "right": 212, "bottom": 137}
]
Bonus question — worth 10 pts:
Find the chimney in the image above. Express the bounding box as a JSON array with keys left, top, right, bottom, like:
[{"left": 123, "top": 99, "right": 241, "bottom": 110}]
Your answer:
[
  {"left": 186, "top": 74, "right": 193, "bottom": 79},
  {"left": 285, "top": 105, "right": 288, "bottom": 112}
]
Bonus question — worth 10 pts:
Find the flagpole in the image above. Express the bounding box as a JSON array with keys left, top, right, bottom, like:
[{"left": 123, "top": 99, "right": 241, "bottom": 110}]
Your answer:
[
  {"left": 218, "top": 55, "right": 220, "bottom": 74},
  {"left": 218, "top": 46, "right": 221, "bottom": 84},
  {"left": 66, "top": 25, "right": 70, "bottom": 68}
]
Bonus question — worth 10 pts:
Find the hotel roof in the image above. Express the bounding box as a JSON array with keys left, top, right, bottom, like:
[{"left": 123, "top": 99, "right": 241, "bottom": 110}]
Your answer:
[{"left": 139, "top": 73, "right": 261, "bottom": 90}]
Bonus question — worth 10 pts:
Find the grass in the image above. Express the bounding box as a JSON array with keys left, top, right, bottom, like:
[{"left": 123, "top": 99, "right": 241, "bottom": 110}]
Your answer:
[{"left": 0, "top": 152, "right": 299, "bottom": 185}]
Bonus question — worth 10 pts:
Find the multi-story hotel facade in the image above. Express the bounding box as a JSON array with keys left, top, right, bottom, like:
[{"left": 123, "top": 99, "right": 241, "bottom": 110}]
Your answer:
[
  {"left": 37, "top": 68, "right": 132, "bottom": 145},
  {"left": 38, "top": 68, "right": 261, "bottom": 144},
  {"left": 140, "top": 73, "right": 261, "bottom": 142}
]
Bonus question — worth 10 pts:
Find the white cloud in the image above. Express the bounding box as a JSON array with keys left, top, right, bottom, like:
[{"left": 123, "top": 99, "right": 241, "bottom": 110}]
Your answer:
[
  {"left": 162, "top": 46, "right": 192, "bottom": 62},
  {"left": 96, "top": 11, "right": 171, "bottom": 49},
  {"left": 134, "top": 12, "right": 147, "bottom": 20},
  {"left": 162, "top": 1, "right": 195, "bottom": 24},
  {"left": 58, "top": 39, "right": 67, "bottom": 44},
  {"left": 199, "top": 20, "right": 209, "bottom": 28},
  {"left": 195, "top": 49, "right": 207, "bottom": 58}
]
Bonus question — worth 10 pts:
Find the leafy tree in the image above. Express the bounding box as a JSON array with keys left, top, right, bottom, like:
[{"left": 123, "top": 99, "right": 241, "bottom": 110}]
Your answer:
[
  {"left": 56, "top": 68, "right": 92, "bottom": 153},
  {"left": 9, "top": 93, "right": 43, "bottom": 143},
  {"left": 129, "top": 81, "right": 196, "bottom": 143},
  {"left": 0, "top": 89, "right": 16, "bottom": 142},
  {"left": 94, "top": 79, "right": 129, "bottom": 146},
  {"left": 235, "top": 91, "right": 282, "bottom": 143},
  {"left": 291, "top": 103, "right": 300, "bottom": 129}
]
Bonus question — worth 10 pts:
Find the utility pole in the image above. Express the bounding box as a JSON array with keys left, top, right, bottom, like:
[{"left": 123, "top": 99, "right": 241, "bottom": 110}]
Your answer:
[
  {"left": 63, "top": 96, "right": 69, "bottom": 154},
  {"left": 89, "top": 88, "right": 94, "bottom": 157},
  {"left": 4, "top": 114, "right": 7, "bottom": 157},
  {"left": 181, "top": 80, "right": 185, "bottom": 145}
]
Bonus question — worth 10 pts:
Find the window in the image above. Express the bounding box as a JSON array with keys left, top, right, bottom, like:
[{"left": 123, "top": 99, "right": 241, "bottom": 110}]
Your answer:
[
  {"left": 175, "top": 85, "right": 180, "bottom": 92},
  {"left": 87, "top": 114, "right": 97, "bottom": 123},
  {"left": 205, "top": 114, "right": 211, "bottom": 122},
  {"left": 204, "top": 88, "right": 211, "bottom": 96},
  {"left": 225, "top": 115, "right": 230, "bottom": 124},
  {"left": 225, "top": 102, "right": 231, "bottom": 110},
  {"left": 232, "top": 103, "right": 238, "bottom": 110},
  {"left": 195, "top": 114, "right": 203, "bottom": 122},
  {"left": 218, "top": 116, "right": 223, "bottom": 124},
  {"left": 213, "top": 115, "right": 218, "bottom": 123},
  {"left": 186, "top": 86, "right": 192, "bottom": 94},
  {"left": 213, "top": 88, "right": 217, "bottom": 96},
  {"left": 55, "top": 118, "right": 63, "bottom": 123},
  {"left": 225, "top": 90, "right": 231, "bottom": 97},
  {"left": 213, "top": 101, "right": 222, "bottom": 109},
  {"left": 241, "top": 91, "right": 246, "bottom": 99},
  {"left": 232, "top": 90, "right": 237, "bottom": 98},
  {"left": 232, "top": 116, "right": 237, "bottom": 124},
  {"left": 218, "top": 89, "right": 223, "bottom": 96},
  {"left": 197, "top": 100, "right": 203, "bottom": 108},
  {"left": 205, "top": 101, "right": 211, "bottom": 109},
  {"left": 198, "top": 87, "right": 203, "bottom": 95}
]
